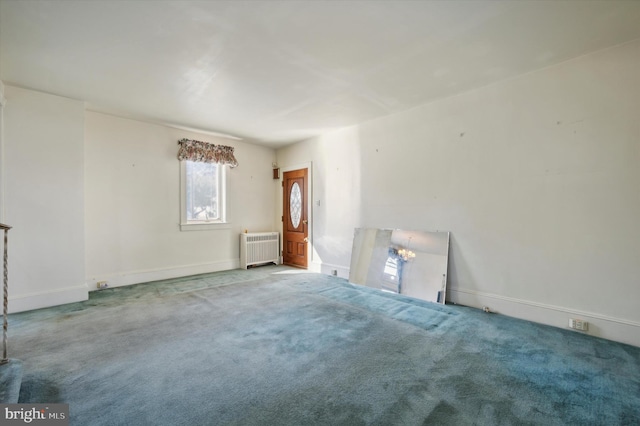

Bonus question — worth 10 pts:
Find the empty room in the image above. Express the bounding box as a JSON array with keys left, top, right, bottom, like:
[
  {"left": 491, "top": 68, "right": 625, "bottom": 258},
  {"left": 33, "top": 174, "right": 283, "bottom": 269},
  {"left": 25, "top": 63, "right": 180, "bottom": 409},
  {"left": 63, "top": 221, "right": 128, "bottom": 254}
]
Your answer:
[{"left": 0, "top": 1, "right": 639, "bottom": 424}]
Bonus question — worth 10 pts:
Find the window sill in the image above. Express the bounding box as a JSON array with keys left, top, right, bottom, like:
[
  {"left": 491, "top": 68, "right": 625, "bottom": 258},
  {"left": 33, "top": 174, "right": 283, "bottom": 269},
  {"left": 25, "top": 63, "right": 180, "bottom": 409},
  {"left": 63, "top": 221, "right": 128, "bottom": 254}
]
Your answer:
[{"left": 180, "top": 222, "right": 231, "bottom": 232}]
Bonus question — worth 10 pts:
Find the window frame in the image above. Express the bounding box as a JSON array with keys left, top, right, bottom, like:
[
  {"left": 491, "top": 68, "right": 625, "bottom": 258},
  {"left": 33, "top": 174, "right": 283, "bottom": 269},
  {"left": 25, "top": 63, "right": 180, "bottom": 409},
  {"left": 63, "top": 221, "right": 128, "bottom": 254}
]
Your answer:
[{"left": 179, "top": 160, "right": 230, "bottom": 231}]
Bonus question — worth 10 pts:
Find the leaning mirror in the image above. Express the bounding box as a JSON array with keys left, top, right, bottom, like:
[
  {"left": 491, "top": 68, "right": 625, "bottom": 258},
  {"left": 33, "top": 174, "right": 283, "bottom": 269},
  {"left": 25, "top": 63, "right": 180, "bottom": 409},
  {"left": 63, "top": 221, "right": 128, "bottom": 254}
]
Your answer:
[{"left": 349, "top": 228, "right": 450, "bottom": 304}]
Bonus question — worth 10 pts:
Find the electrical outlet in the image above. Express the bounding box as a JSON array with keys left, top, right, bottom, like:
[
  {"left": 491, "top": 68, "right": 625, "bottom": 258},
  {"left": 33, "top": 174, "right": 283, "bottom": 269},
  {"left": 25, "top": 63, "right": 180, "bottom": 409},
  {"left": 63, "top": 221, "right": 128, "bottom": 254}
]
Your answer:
[
  {"left": 96, "top": 281, "right": 108, "bottom": 289},
  {"left": 568, "top": 318, "right": 588, "bottom": 331}
]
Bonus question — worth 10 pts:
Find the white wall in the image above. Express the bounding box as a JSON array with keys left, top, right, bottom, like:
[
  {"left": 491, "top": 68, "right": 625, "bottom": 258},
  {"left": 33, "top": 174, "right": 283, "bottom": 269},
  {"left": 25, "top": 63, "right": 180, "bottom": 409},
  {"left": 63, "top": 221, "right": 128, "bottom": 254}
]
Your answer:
[
  {"left": 85, "top": 112, "right": 277, "bottom": 288},
  {"left": 3, "top": 86, "right": 87, "bottom": 312},
  {"left": 277, "top": 40, "right": 640, "bottom": 347},
  {"left": 0, "top": 85, "right": 276, "bottom": 311},
  {"left": 0, "top": 81, "right": 6, "bottom": 221}
]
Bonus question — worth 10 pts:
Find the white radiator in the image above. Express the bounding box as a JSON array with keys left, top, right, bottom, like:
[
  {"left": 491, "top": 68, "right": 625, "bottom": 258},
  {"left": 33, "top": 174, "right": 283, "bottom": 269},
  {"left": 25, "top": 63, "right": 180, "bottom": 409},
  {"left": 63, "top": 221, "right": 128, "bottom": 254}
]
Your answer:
[{"left": 240, "top": 232, "right": 280, "bottom": 269}]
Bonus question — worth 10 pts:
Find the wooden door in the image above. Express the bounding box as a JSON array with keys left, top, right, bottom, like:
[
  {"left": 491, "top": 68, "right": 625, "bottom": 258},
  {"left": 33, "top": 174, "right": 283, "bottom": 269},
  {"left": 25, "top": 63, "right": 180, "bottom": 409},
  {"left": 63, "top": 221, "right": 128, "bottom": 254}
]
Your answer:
[{"left": 283, "top": 168, "right": 308, "bottom": 268}]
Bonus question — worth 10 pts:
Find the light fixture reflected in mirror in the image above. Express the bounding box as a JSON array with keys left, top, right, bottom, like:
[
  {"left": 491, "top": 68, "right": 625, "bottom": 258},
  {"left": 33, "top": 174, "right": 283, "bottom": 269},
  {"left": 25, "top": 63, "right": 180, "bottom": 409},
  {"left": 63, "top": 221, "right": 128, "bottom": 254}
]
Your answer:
[{"left": 397, "top": 248, "right": 416, "bottom": 261}]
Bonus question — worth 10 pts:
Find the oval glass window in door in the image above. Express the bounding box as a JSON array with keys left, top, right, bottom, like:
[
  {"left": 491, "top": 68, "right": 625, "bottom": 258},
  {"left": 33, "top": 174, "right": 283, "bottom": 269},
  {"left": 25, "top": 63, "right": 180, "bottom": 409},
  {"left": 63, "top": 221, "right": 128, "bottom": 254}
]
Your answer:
[{"left": 290, "top": 182, "right": 302, "bottom": 228}]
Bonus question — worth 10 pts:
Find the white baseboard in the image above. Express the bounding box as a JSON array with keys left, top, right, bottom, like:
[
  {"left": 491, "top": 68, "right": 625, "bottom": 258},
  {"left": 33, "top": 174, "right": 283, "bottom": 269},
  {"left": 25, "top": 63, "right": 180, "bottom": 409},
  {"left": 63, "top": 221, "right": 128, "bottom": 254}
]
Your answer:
[
  {"left": 448, "top": 287, "right": 640, "bottom": 348},
  {"left": 316, "top": 261, "right": 350, "bottom": 279},
  {"left": 9, "top": 284, "right": 89, "bottom": 313},
  {"left": 308, "top": 260, "right": 322, "bottom": 274},
  {"left": 86, "top": 259, "right": 240, "bottom": 291}
]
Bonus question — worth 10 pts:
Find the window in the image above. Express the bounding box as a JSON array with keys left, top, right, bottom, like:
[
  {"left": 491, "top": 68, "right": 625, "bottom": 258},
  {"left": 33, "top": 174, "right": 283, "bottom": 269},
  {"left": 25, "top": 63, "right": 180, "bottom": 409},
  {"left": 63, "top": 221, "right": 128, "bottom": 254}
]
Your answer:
[
  {"left": 180, "top": 160, "right": 229, "bottom": 231},
  {"left": 177, "top": 138, "right": 237, "bottom": 231},
  {"left": 186, "top": 161, "right": 221, "bottom": 221}
]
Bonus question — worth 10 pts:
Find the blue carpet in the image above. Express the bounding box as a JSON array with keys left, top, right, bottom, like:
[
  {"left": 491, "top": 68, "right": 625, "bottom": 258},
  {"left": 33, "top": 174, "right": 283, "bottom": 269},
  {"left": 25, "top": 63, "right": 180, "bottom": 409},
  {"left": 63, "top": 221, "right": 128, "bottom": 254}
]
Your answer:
[
  {"left": 7, "top": 266, "right": 640, "bottom": 425},
  {"left": 0, "top": 359, "right": 23, "bottom": 403}
]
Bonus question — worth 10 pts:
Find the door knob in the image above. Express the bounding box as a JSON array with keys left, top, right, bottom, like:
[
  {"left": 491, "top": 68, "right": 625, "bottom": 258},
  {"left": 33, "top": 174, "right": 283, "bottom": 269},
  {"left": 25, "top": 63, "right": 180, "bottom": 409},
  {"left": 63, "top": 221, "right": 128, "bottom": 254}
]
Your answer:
[
  {"left": 302, "top": 219, "right": 308, "bottom": 224},
  {"left": 303, "top": 237, "right": 309, "bottom": 243}
]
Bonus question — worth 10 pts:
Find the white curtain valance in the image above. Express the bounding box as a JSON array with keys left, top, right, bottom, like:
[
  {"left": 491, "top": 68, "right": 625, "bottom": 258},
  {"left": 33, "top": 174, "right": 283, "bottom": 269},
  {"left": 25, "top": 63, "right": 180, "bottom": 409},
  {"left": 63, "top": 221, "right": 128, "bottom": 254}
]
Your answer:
[{"left": 177, "top": 138, "right": 238, "bottom": 168}]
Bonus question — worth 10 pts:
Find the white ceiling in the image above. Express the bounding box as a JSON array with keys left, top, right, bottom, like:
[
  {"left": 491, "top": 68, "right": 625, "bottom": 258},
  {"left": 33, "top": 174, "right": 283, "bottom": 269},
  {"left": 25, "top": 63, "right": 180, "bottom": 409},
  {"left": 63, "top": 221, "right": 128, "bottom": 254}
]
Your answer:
[{"left": 2, "top": 1, "right": 640, "bottom": 148}]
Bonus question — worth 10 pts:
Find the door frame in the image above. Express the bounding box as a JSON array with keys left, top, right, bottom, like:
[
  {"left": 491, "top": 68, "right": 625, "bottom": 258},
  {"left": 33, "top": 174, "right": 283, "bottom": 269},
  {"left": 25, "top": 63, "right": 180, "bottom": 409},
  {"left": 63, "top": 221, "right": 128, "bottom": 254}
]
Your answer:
[{"left": 280, "top": 162, "right": 314, "bottom": 270}]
